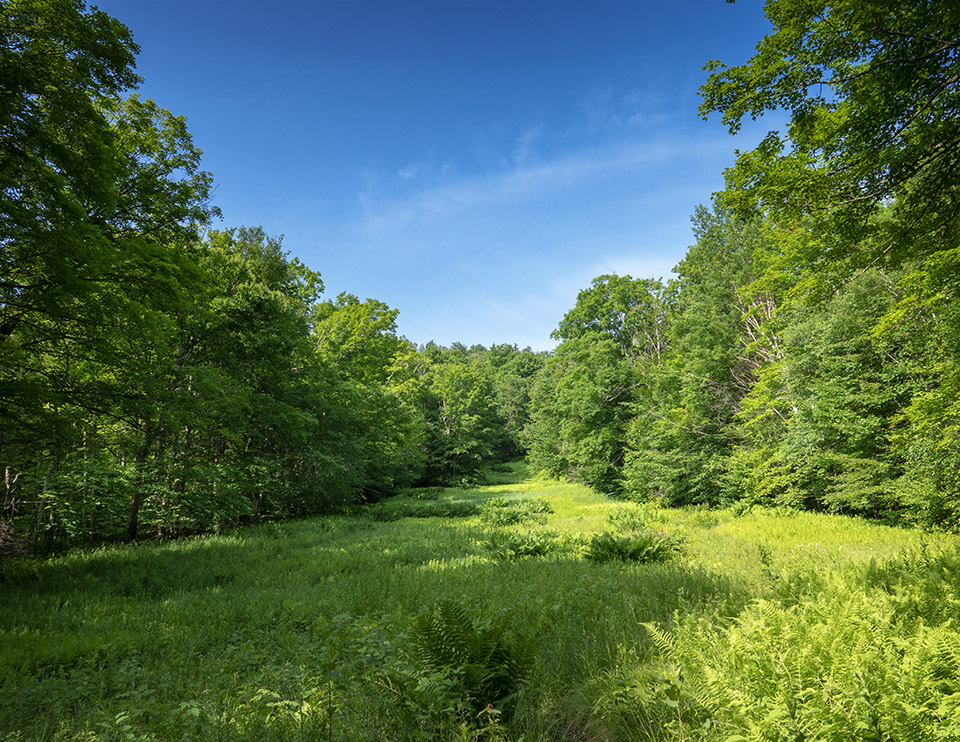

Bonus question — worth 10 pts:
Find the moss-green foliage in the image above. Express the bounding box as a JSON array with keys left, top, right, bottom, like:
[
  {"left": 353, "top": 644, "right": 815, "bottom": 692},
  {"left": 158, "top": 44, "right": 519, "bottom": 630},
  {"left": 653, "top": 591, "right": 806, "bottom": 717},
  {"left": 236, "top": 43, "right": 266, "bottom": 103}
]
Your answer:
[
  {"left": 584, "top": 504, "right": 685, "bottom": 564},
  {"left": 479, "top": 496, "right": 552, "bottom": 526},
  {"left": 2, "top": 469, "right": 958, "bottom": 741},
  {"left": 411, "top": 600, "right": 527, "bottom": 715},
  {"left": 586, "top": 529, "right": 684, "bottom": 564},
  {"left": 362, "top": 497, "right": 480, "bottom": 521},
  {"left": 482, "top": 529, "right": 560, "bottom": 560},
  {"left": 628, "top": 546, "right": 960, "bottom": 742}
]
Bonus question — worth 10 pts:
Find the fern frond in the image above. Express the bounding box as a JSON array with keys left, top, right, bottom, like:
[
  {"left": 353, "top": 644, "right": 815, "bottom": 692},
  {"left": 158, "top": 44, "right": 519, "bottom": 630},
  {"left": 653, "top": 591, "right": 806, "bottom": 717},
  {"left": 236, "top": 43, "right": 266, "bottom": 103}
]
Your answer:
[
  {"left": 411, "top": 599, "right": 525, "bottom": 716},
  {"left": 641, "top": 621, "right": 678, "bottom": 661}
]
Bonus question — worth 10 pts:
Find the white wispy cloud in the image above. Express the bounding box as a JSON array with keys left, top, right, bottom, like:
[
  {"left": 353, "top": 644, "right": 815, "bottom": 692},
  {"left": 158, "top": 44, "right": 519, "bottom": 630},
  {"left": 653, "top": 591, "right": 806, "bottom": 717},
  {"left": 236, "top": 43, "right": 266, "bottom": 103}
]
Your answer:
[
  {"left": 581, "top": 82, "right": 672, "bottom": 134},
  {"left": 511, "top": 125, "right": 543, "bottom": 166},
  {"left": 355, "top": 133, "right": 730, "bottom": 237},
  {"left": 397, "top": 163, "right": 422, "bottom": 179},
  {"left": 320, "top": 110, "right": 772, "bottom": 349}
]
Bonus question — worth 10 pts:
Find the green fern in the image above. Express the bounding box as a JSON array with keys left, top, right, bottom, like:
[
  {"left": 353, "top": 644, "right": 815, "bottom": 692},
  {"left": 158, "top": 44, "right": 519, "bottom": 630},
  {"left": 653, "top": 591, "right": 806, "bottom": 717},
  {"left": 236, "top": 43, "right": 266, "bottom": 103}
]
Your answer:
[
  {"left": 637, "top": 567, "right": 960, "bottom": 742},
  {"left": 479, "top": 497, "right": 553, "bottom": 526},
  {"left": 412, "top": 600, "right": 525, "bottom": 716},
  {"left": 483, "top": 530, "right": 556, "bottom": 560},
  {"left": 585, "top": 529, "right": 683, "bottom": 563},
  {"left": 641, "top": 621, "right": 678, "bottom": 659}
]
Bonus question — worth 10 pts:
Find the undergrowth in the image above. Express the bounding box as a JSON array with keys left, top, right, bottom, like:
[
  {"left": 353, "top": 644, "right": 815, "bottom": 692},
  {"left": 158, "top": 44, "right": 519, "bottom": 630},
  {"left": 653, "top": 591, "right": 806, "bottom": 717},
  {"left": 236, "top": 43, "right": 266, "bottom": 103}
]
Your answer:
[
  {"left": 411, "top": 599, "right": 528, "bottom": 717},
  {"left": 482, "top": 529, "right": 564, "bottom": 560},
  {"left": 629, "top": 548, "right": 960, "bottom": 741},
  {"left": 479, "top": 497, "right": 553, "bottom": 526},
  {"left": 585, "top": 529, "right": 684, "bottom": 564},
  {"left": 2, "top": 470, "right": 958, "bottom": 741},
  {"left": 362, "top": 498, "right": 480, "bottom": 521}
]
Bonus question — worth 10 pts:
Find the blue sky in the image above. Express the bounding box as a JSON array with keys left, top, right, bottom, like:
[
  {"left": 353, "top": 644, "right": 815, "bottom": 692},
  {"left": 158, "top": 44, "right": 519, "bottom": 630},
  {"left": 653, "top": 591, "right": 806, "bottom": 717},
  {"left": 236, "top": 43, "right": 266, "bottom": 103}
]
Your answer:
[{"left": 96, "top": 0, "right": 775, "bottom": 350}]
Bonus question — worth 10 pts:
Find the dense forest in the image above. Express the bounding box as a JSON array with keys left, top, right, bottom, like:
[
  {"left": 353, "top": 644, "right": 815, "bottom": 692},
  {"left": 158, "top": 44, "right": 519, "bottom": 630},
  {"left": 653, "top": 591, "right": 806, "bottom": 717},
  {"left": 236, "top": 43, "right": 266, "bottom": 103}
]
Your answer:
[
  {"left": 4, "top": 2, "right": 960, "bottom": 741},
  {"left": 3, "top": 0, "right": 960, "bottom": 556}
]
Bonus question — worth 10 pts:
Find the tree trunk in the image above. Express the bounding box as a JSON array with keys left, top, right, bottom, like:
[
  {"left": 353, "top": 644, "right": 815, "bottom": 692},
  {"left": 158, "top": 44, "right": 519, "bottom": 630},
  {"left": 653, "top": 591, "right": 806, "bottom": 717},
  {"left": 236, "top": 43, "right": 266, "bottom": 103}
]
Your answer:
[
  {"left": 39, "top": 445, "right": 61, "bottom": 552},
  {"left": 126, "top": 419, "right": 153, "bottom": 542}
]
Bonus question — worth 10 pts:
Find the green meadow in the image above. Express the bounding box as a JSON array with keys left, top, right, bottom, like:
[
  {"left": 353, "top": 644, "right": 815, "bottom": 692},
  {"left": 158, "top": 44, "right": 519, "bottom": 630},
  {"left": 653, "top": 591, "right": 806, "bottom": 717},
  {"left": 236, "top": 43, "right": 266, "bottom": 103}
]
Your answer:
[{"left": 3, "top": 463, "right": 959, "bottom": 741}]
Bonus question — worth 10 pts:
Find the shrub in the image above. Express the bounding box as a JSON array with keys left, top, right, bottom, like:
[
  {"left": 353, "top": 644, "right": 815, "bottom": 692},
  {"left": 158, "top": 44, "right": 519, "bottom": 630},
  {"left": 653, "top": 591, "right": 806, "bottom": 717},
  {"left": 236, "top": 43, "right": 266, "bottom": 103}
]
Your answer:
[
  {"left": 364, "top": 499, "right": 479, "bottom": 521},
  {"left": 585, "top": 529, "right": 683, "bottom": 564},
  {"left": 521, "top": 497, "right": 553, "bottom": 515},
  {"left": 479, "top": 498, "right": 553, "bottom": 527},
  {"left": 608, "top": 508, "right": 649, "bottom": 533},
  {"left": 483, "top": 530, "right": 557, "bottom": 560},
  {"left": 407, "top": 487, "right": 443, "bottom": 501}
]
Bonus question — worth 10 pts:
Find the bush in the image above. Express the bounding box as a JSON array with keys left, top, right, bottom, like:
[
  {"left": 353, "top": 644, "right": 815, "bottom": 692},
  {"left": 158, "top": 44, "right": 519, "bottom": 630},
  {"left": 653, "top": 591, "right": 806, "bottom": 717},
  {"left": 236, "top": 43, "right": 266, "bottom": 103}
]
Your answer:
[
  {"left": 522, "top": 497, "right": 553, "bottom": 515},
  {"left": 585, "top": 529, "right": 683, "bottom": 564},
  {"left": 607, "top": 504, "right": 666, "bottom": 532},
  {"left": 483, "top": 530, "right": 557, "bottom": 560},
  {"left": 406, "top": 487, "right": 443, "bottom": 501},
  {"left": 364, "top": 499, "right": 480, "bottom": 521},
  {"left": 479, "top": 498, "right": 553, "bottom": 527}
]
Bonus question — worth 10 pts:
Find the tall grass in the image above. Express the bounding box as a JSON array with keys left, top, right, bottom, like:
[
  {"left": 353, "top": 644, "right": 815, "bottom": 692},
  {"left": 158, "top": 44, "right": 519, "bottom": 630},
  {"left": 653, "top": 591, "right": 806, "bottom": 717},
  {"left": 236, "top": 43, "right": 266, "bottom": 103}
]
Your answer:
[{"left": 2, "top": 461, "right": 957, "bottom": 740}]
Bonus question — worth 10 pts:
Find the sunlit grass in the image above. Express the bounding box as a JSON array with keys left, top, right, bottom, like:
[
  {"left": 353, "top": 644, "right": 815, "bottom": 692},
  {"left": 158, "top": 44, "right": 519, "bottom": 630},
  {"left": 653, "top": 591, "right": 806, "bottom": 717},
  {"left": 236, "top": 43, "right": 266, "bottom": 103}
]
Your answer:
[{"left": 2, "top": 465, "right": 958, "bottom": 741}]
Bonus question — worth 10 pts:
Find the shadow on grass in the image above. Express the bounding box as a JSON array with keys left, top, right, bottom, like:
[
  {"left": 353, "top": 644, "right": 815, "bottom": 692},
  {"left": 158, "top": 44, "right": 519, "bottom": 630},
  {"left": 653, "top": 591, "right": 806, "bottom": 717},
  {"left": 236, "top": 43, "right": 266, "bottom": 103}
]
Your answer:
[{"left": 0, "top": 486, "right": 751, "bottom": 742}]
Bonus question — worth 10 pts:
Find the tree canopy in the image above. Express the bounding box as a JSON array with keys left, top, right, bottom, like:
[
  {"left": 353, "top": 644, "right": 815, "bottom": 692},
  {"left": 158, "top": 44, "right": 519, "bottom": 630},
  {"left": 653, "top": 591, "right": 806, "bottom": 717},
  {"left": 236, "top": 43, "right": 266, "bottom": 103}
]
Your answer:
[
  {"left": 5, "top": 0, "right": 960, "bottom": 553},
  {"left": 701, "top": 0, "right": 960, "bottom": 258}
]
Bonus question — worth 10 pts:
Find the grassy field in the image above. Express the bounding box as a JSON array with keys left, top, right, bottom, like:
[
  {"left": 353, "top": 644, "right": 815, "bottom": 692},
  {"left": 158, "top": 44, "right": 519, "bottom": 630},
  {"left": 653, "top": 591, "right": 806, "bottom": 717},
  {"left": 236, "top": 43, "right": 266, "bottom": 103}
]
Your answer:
[{"left": 2, "top": 462, "right": 959, "bottom": 741}]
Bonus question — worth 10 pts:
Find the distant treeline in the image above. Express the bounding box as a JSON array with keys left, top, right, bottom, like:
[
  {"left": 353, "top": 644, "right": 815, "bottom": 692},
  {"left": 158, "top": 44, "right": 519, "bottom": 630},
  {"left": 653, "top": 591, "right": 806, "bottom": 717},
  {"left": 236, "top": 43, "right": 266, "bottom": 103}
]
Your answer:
[
  {"left": 3, "top": 0, "right": 959, "bottom": 551},
  {"left": 1, "top": 0, "right": 545, "bottom": 550},
  {"left": 506, "top": 0, "right": 960, "bottom": 532},
  {"left": 526, "top": 205, "right": 959, "bottom": 533}
]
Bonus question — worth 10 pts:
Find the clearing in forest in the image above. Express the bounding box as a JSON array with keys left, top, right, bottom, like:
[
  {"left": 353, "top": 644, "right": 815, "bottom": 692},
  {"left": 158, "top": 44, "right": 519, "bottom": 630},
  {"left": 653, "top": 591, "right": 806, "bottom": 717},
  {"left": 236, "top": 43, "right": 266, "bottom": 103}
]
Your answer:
[{"left": 2, "top": 462, "right": 959, "bottom": 741}]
